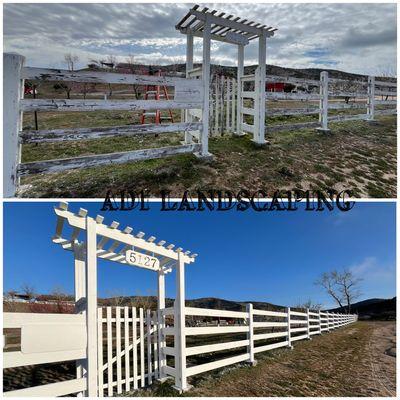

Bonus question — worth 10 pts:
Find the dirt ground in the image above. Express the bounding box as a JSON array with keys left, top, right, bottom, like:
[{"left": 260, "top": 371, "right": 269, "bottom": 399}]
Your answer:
[{"left": 181, "top": 321, "right": 396, "bottom": 397}]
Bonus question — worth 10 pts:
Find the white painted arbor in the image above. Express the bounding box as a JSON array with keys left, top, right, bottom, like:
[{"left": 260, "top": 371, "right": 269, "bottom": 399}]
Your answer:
[
  {"left": 51, "top": 202, "right": 198, "bottom": 394},
  {"left": 176, "top": 5, "right": 277, "bottom": 146}
]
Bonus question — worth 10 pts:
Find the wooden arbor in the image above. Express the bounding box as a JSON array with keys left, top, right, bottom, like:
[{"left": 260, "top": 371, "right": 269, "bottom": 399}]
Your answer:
[
  {"left": 176, "top": 5, "right": 277, "bottom": 145},
  {"left": 53, "top": 202, "right": 198, "bottom": 395}
]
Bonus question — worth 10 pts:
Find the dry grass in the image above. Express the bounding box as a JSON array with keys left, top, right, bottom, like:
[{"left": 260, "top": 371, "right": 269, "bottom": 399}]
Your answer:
[{"left": 128, "top": 321, "right": 396, "bottom": 397}]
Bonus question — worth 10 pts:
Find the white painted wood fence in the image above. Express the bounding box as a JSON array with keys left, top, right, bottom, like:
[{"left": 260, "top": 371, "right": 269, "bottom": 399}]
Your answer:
[
  {"left": 3, "top": 304, "right": 357, "bottom": 396},
  {"left": 163, "top": 305, "right": 357, "bottom": 391},
  {"left": 3, "top": 53, "right": 206, "bottom": 197},
  {"left": 237, "top": 71, "right": 397, "bottom": 135},
  {"left": 97, "top": 307, "right": 160, "bottom": 397}
]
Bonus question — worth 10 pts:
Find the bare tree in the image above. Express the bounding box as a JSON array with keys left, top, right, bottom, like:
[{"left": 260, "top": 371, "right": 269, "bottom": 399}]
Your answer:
[
  {"left": 64, "top": 53, "right": 79, "bottom": 72},
  {"left": 20, "top": 283, "right": 36, "bottom": 302},
  {"left": 315, "top": 269, "right": 362, "bottom": 313},
  {"left": 125, "top": 54, "right": 141, "bottom": 99},
  {"left": 63, "top": 53, "right": 79, "bottom": 99},
  {"left": 295, "top": 299, "right": 323, "bottom": 311}
]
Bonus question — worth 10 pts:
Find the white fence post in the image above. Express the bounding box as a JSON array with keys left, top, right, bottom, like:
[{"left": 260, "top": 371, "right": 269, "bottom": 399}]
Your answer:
[
  {"left": 318, "top": 310, "right": 322, "bottom": 334},
  {"left": 306, "top": 308, "right": 311, "bottom": 340},
  {"left": 3, "top": 53, "right": 25, "bottom": 197},
  {"left": 367, "top": 76, "right": 375, "bottom": 121},
  {"left": 85, "top": 217, "right": 98, "bottom": 396},
  {"left": 255, "top": 31, "right": 266, "bottom": 145},
  {"left": 317, "top": 71, "right": 330, "bottom": 133},
  {"left": 287, "top": 307, "right": 293, "bottom": 349},
  {"left": 235, "top": 44, "right": 244, "bottom": 136},
  {"left": 174, "top": 252, "right": 188, "bottom": 392},
  {"left": 199, "top": 17, "right": 211, "bottom": 158},
  {"left": 246, "top": 303, "right": 256, "bottom": 365}
]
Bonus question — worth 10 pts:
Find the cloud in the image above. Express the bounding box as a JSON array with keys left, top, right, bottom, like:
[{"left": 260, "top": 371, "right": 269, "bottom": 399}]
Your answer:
[
  {"left": 349, "top": 256, "right": 395, "bottom": 283},
  {"left": 3, "top": 3, "right": 397, "bottom": 75}
]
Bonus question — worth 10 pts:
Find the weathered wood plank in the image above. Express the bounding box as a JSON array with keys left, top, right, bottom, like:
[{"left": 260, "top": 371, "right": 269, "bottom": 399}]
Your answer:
[
  {"left": 18, "top": 144, "right": 201, "bottom": 176},
  {"left": 374, "top": 80, "right": 397, "bottom": 88},
  {"left": 267, "top": 107, "right": 319, "bottom": 116},
  {"left": 20, "top": 122, "right": 203, "bottom": 143},
  {"left": 20, "top": 99, "right": 202, "bottom": 112},
  {"left": 328, "top": 103, "right": 366, "bottom": 110},
  {"left": 22, "top": 67, "right": 203, "bottom": 88},
  {"left": 266, "top": 75, "right": 320, "bottom": 86},
  {"left": 327, "top": 114, "right": 367, "bottom": 122},
  {"left": 266, "top": 92, "right": 321, "bottom": 101}
]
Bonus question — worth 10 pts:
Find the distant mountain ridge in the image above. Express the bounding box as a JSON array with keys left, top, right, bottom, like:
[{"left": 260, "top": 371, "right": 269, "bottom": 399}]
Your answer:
[
  {"left": 85, "top": 62, "right": 396, "bottom": 82},
  {"left": 99, "top": 295, "right": 396, "bottom": 320}
]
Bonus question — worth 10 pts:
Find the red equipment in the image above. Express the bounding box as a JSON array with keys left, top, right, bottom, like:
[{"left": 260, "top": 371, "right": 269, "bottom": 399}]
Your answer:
[{"left": 140, "top": 70, "right": 174, "bottom": 124}]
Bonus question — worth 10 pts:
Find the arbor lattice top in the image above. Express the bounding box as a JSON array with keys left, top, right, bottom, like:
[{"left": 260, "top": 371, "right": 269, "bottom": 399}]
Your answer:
[
  {"left": 175, "top": 4, "right": 277, "bottom": 45},
  {"left": 52, "top": 202, "right": 197, "bottom": 274}
]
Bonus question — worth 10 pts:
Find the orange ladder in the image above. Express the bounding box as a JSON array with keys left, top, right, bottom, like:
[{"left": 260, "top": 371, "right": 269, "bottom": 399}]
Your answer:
[{"left": 140, "top": 70, "right": 174, "bottom": 124}]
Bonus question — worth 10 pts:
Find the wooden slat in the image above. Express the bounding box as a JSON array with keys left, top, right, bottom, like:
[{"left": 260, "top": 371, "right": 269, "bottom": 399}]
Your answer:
[
  {"left": 140, "top": 308, "right": 145, "bottom": 388},
  {"left": 252, "top": 309, "right": 287, "bottom": 317},
  {"left": 20, "top": 122, "right": 203, "bottom": 143},
  {"left": 253, "top": 321, "right": 288, "bottom": 328},
  {"left": 97, "top": 308, "right": 104, "bottom": 397},
  {"left": 124, "top": 307, "right": 130, "bottom": 392},
  {"left": 21, "top": 98, "right": 202, "bottom": 112},
  {"left": 266, "top": 92, "right": 321, "bottom": 101},
  {"left": 186, "top": 353, "right": 249, "bottom": 377},
  {"left": 106, "top": 307, "right": 113, "bottom": 396},
  {"left": 185, "top": 326, "right": 249, "bottom": 335},
  {"left": 152, "top": 311, "right": 158, "bottom": 380},
  {"left": 253, "top": 331, "right": 287, "bottom": 341},
  {"left": 186, "top": 339, "right": 249, "bottom": 356},
  {"left": 3, "top": 378, "right": 87, "bottom": 397},
  {"left": 291, "top": 334, "right": 308, "bottom": 342},
  {"left": 132, "top": 307, "right": 138, "bottom": 390},
  {"left": 3, "top": 349, "right": 86, "bottom": 369},
  {"left": 185, "top": 306, "right": 247, "bottom": 318},
  {"left": 18, "top": 144, "right": 201, "bottom": 176},
  {"left": 146, "top": 310, "right": 153, "bottom": 386},
  {"left": 22, "top": 66, "right": 202, "bottom": 87},
  {"left": 253, "top": 340, "right": 288, "bottom": 354},
  {"left": 116, "top": 307, "right": 122, "bottom": 394}
]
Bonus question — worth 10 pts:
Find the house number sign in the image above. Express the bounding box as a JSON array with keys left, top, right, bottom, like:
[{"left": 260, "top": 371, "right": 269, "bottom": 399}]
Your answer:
[{"left": 125, "top": 250, "right": 160, "bottom": 270}]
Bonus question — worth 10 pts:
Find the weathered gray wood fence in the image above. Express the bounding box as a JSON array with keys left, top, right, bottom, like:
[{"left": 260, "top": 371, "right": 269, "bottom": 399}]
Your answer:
[{"left": 3, "top": 53, "right": 206, "bottom": 197}]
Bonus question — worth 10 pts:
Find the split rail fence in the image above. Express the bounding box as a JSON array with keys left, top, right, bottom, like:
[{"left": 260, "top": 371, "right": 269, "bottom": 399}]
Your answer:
[{"left": 3, "top": 53, "right": 206, "bottom": 197}]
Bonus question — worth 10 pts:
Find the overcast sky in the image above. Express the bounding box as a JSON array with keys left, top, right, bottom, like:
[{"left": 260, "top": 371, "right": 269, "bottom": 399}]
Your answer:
[{"left": 3, "top": 2, "right": 397, "bottom": 75}]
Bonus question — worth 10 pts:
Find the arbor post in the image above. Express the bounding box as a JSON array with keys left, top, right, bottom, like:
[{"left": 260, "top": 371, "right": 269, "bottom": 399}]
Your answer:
[
  {"left": 184, "top": 34, "right": 194, "bottom": 144},
  {"left": 235, "top": 44, "right": 245, "bottom": 136},
  {"left": 174, "top": 252, "right": 189, "bottom": 392},
  {"left": 85, "top": 217, "right": 98, "bottom": 396}
]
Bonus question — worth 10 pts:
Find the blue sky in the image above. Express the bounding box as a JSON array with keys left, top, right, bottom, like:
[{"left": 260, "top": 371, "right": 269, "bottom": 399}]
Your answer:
[
  {"left": 3, "top": 2, "right": 396, "bottom": 76},
  {"left": 3, "top": 201, "right": 396, "bottom": 308}
]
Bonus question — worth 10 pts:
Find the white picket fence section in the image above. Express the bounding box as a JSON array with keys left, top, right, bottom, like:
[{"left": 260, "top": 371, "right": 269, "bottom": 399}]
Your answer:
[
  {"left": 3, "top": 52, "right": 207, "bottom": 197},
  {"left": 97, "top": 306, "right": 160, "bottom": 397}
]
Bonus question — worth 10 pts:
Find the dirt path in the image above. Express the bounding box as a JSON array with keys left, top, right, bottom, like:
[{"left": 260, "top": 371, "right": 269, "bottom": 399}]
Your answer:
[{"left": 186, "top": 321, "right": 396, "bottom": 397}]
